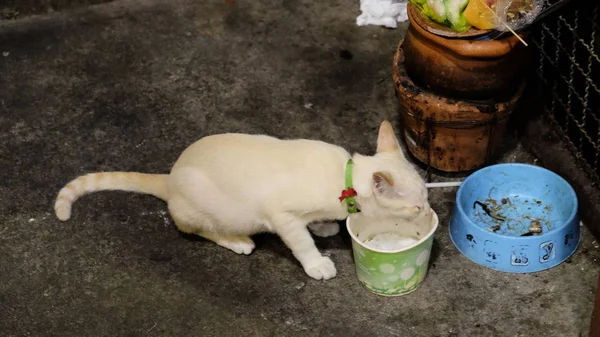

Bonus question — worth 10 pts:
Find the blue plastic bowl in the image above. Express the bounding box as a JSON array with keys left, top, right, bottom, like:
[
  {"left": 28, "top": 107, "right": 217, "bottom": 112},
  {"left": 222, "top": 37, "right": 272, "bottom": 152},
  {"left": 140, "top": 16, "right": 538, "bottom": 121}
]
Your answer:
[{"left": 449, "top": 163, "right": 580, "bottom": 273}]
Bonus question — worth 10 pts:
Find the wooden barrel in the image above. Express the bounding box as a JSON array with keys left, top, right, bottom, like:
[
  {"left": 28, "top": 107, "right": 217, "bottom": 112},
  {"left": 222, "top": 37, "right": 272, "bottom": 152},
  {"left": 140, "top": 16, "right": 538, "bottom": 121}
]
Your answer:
[{"left": 393, "top": 42, "right": 525, "bottom": 172}]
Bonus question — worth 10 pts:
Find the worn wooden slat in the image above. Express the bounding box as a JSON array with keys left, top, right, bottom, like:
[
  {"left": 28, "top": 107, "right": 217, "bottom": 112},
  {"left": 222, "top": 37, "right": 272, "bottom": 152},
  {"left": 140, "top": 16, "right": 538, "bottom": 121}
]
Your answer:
[{"left": 590, "top": 272, "right": 600, "bottom": 337}]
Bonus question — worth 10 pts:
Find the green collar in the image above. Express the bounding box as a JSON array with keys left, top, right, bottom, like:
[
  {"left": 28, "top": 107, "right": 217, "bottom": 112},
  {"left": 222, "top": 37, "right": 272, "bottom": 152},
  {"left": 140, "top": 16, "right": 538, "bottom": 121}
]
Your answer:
[{"left": 339, "top": 159, "right": 358, "bottom": 213}]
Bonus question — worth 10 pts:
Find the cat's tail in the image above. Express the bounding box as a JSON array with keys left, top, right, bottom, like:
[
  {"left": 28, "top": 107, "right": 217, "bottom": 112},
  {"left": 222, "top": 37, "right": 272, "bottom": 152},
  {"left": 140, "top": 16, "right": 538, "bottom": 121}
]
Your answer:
[{"left": 54, "top": 172, "right": 169, "bottom": 221}]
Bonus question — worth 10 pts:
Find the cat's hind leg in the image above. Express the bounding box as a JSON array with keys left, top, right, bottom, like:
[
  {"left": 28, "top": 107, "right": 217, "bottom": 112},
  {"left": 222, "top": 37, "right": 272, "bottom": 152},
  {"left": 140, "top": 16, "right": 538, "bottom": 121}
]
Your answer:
[
  {"left": 169, "top": 199, "right": 255, "bottom": 255},
  {"left": 308, "top": 221, "right": 340, "bottom": 238},
  {"left": 196, "top": 231, "right": 255, "bottom": 255},
  {"left": 175, "top": 217, "right": 255, "bottom": 255}
]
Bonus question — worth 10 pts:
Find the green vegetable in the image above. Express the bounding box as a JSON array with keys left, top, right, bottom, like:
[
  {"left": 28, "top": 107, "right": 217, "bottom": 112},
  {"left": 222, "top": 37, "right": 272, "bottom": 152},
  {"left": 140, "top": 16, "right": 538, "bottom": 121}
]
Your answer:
[
  {"left": 409, "top": 0, "right": 445, "bottom": 25},
  {"left": 427, "top": 0, "right": 447, "bottom": 22},
  {"left": 408, "top": 0, "right": 472, "bottom": 32},
  {"left": 445, "top": 0, "right": 471, "bottom": 32}
]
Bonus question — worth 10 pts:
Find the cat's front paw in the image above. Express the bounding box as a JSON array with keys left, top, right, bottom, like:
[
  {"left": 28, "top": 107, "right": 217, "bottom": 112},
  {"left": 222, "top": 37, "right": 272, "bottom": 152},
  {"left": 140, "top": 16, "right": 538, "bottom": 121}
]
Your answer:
[
  {"left": 308, "top": 222, "right": 340, "bottom": 238},
  {"left": 303, "top": 256, "right": 337, "bottom": 280}
]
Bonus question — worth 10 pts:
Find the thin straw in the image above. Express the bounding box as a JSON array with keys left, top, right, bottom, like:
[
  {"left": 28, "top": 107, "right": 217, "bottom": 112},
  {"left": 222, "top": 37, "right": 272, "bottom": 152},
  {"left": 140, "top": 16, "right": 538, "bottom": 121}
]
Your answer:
[
  {"left": 425, "top": 181, "right": 463, "bottom": 188},
  {"left": 477, "top": 0, "right": 529, "bottom": 47}
]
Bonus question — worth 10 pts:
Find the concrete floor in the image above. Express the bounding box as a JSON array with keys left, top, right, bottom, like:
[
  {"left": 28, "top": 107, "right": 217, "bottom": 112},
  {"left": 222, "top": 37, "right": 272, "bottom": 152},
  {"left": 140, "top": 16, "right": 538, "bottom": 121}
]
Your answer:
[
  {"left": 1, "top": 0, "right": 598, "bottom": 336},
  {"left": 0, "top": 0, "right": 114, "bottom": 19}
]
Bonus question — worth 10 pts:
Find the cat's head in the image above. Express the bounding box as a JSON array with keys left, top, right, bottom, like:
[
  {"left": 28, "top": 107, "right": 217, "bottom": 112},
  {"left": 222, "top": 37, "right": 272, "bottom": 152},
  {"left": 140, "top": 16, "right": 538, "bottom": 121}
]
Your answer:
[{"left": 353, "top": 120, "right": 430, "bottom": 219}]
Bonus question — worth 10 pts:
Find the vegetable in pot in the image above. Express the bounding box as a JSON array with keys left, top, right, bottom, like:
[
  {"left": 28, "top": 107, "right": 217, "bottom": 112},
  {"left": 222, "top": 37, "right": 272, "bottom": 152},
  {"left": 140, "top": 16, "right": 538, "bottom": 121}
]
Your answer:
[
  {"left": 409, "top": 0, "right": 472, "bottom": 32},
  {"left": 463, "top": 0, "right": 496, "bottom": 29},
  {"left": 445, "top": 0, "right": 471, "bottom": 32},
  {"left": 427, "top": 0, "right": 448, "bottom": 22}
]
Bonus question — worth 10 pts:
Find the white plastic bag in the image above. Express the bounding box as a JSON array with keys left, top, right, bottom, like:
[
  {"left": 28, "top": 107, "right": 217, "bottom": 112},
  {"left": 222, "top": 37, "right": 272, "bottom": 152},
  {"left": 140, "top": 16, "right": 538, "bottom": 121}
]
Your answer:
[
  {"left": 356, "top": 0, "right": 409, "bottom": 29},
  {"left": 493, "top": 0, "right": 545, "bottom": 32}
]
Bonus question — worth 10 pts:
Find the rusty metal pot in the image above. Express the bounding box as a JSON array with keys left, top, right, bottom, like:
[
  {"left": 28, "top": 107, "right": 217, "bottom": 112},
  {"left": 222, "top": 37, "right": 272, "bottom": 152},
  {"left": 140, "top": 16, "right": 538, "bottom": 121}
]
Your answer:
[
  {"left": 402, "top": 3, "right": 531, "bottom": 100},
  {"left": 393, "top": 41, "right": 525, "bottom": 172}
]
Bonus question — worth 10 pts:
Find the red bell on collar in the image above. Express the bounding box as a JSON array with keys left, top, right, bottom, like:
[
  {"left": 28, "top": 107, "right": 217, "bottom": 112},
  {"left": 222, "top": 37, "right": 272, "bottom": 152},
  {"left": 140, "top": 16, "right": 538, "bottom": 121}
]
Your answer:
[{"left": 339, "top": 188, "right": 357, "bottom": 202}]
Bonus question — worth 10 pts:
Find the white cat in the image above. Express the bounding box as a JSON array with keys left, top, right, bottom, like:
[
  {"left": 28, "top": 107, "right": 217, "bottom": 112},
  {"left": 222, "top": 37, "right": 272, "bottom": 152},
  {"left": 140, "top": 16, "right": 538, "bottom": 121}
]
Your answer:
[{"left": 55, "top": 121, "right": 429, "bottom": 280}]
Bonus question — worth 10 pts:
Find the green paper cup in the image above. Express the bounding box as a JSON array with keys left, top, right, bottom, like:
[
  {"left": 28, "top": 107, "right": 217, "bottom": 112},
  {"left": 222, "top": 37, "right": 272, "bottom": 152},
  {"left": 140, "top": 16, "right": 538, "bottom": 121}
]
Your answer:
[{"left": 346, "top": 211, "right": 439, "bottom": 296}]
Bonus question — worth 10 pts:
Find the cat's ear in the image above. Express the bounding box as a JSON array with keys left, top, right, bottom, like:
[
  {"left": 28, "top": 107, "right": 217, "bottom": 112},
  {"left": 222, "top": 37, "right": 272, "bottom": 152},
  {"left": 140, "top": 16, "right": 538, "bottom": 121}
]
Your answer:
[
  {"left": 373, "top": 171, "right": 425, "bottom": 209},
  {"left": 376, "top": 120, "right": 400, "bottom": 153},
  {"left": 373, "top": 172, "right": 397, "bottom": 198}
]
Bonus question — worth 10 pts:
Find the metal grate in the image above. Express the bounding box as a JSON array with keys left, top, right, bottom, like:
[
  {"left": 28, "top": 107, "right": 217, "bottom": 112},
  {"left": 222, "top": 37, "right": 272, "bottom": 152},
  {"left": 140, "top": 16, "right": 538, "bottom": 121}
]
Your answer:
[{"left": 531, "top": 0, "right": 600, "bottom": 185}]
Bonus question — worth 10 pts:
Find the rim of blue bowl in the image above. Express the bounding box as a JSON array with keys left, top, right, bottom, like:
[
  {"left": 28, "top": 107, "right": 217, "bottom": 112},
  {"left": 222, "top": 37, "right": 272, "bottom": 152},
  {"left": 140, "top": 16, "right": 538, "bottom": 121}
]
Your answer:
[{"left": 454, "top": 163, "right": 579, "bottom": 240}]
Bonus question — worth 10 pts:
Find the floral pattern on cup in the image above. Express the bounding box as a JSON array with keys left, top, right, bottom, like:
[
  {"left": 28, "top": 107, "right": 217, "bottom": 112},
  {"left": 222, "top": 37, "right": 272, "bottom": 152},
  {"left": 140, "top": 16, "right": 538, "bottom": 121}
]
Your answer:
[{"left": 350, "top": 236, "right": 434, "bottom": 296}]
